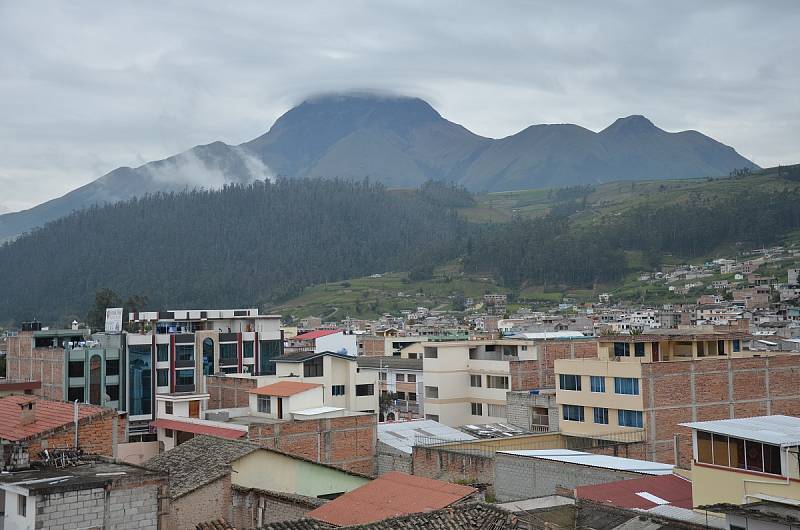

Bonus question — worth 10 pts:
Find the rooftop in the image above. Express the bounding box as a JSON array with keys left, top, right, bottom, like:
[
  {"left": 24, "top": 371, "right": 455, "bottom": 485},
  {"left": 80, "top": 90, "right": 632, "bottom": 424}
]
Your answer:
[
  {"left": 575, "top": 474, "right": 692, "bottom": 510},
  {"left": 0, "top": 395, "right": 110, "bottom": 442},
  {"left": 306, "top": 471, "right": 477, "bottom": 526},
  {"left": 599, "top": 329, "right": 750, "bottom": 342},
  {"left": 509, "top": 331, "right": 587, "bottom": 340},
  {"left": 275, "top": 350, "right": 356, "bottom": 363},
  {"left": 250, "top": 381, "right": 322, "bottom": 397},
  {"left": 681, "top": 415, "right": 800, "bottom": 447},
  {"left": 500, "top": 449, "right": 674, "bottom": 475},
  {"left": 0, "top": 460, "right": 165, "bottom": 495},
  {"left": 378, "top": 420, "right": 475, "bottom": 454},
  {"left": 150, "top": 418, "right": 247, "bottom": 440},
  {"left": 356, "top": 357, "right": 423, "bottom": 371},
  {"left": 294, "top": 329, "right": 342, "bottom": 341},
  {"left": 292, "top": 406, "right": 344, "bottom": 417}
]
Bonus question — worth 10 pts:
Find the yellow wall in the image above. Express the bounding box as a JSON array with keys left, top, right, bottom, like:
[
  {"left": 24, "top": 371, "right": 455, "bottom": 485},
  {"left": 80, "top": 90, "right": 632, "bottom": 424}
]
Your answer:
[{"left": 691, "top": 462, "right": 800, "bottom": 508}]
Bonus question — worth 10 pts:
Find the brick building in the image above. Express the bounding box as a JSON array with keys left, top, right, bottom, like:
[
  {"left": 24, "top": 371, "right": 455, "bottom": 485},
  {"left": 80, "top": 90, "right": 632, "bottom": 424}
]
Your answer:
[{"left": 508, "top": 339, "right": 598, "bottom": 391}]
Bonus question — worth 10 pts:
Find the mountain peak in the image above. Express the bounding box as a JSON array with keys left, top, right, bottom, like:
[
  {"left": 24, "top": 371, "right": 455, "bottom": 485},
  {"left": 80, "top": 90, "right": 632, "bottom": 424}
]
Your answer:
[{"left": 601, "top": 114, "right": 660, "bottom": 135}]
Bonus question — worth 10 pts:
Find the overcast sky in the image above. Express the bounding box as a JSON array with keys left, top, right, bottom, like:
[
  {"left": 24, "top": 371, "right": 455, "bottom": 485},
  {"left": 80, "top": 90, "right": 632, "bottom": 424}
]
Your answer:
[{"left": 1, "top": 1, "right": 798, "bottom": 211}]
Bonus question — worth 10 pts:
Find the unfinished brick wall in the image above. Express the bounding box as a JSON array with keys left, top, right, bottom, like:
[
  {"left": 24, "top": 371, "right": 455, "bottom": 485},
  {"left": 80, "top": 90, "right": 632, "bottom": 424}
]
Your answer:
[
  {"left": 247, "top": 414, "right": 377, "bottom": 475},
  {"left": 25, "top": 408, "right": 125, "bottom": 459},
  {"left": 206, "top": 375, "right": 257, "bottom": 409},
  {"left": 5, "top": 332, "right": 65, "bottom": 401},
  {"left": 510, "top": 340, "right": 597, "bottom": 390},
  {"left": 168, "top": 474, "right": 232, "bottom": 530},
  {"left": 411, "top": 447, "right": 495, "bottom": 491},
  {"left": 231, "top": 487, "right": 324, "bottom": 528},
  {"left": 642, "top": 354, "right": 800, "bottom": 467}
]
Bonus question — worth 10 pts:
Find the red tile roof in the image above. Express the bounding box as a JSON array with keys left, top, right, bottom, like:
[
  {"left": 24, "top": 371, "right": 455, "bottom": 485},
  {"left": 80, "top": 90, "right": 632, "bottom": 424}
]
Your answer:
[
  {"left": 0, "top": 395, "right": 109, "bottom": 441},
  {"left": 307, "top": 471, "right": 476, "bottom": 526},
  {"left": 294, "top": 329, "right": 341, "bottom": 341},
  {"left": 150, "top": 419, "right": 247, "bottom": 440},
  {"left": 249, "top": 381, "right": 322, "bottom": 397},
  {"left": 575, "top": 474, "right": 693, "bottom": 510}
]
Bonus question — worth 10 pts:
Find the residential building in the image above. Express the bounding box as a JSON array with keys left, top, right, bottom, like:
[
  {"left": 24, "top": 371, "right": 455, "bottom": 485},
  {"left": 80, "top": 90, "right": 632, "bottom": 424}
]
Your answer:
[
  {"left": 384, "top": 335, "right": 428, "bottom": 358},
  {"left": 681, "top": 415, "right": 800, "bottom": 507},
  {"left": 357, "top": 335, "right": 385, "bottom": 357},
  {"left": 483, "top": 294, "right": 508, "bottom": 315},
  {"left": 376, "top": 419, "right": 474, "bottom": 475},
  {"left": 357, "top": 356, "right": 423, "bottom": 420},
  {"left": 732, "top": 287, "right": 770, "bottom": 310},
  {"left": 286, "top": 329, "right": 358, "bottom": 357},
  {"left": 63, "top": 332, "right": 125, "bottom": 408},
  {"left": 789, "top": 268, "right": 800, "bottom": 287}
]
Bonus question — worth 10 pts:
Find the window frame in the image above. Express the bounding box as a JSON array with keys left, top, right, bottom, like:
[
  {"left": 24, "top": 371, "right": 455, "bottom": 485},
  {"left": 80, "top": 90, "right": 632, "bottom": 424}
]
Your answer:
[
  {"left": 559, "top": 374, "right": 582, "bottom": 391},
  {"left": 593, "top": 407, "right": 609, "bottom": 424},
  {"left": 614, "top": 377, "right": 640, "bottom": 395},
  {"left": 470, "top": 402, "right": 483, "bottom": 416},
  {"left": 590, "top": 376, "right": 605, "bottom": 393},
  {"left": 562, "top": 404, "right": 584, "bottom": 422}
]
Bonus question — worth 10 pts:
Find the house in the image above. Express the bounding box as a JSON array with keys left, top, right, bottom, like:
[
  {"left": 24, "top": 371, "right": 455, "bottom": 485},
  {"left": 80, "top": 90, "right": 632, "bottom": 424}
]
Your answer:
[
  {"left": 305, "top": 472, "right": 478, "bottom": 527},
  {"left": 143, "top": 435, "right": 370, "bottom": 530},
  {"left": 680, "top": 415, "right": 800, "bottom": 507},
  {"left": 0, "top": 459, "right": 167, "bottom": 530},
  {"left": 357, "top": 356, "right": 423, "bottom": 421},
  {"left": 375, "top": 419, "right": 474, "bottom": 475}
]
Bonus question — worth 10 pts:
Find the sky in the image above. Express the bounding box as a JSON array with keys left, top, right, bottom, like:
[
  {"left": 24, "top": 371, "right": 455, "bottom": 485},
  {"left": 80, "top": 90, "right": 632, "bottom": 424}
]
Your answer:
[{"left": 1, "top": 1, "right": 798, "bottom": 212}]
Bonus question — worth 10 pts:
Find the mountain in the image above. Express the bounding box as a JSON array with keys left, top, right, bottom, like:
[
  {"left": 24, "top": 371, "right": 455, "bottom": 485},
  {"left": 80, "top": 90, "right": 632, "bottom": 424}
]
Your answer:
[{"left": 0, "top": 93, "right": 759, "bottom": 240}]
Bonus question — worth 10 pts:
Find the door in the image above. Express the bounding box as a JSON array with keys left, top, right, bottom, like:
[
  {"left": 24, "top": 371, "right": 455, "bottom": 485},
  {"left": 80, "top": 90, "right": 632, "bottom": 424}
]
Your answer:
[
  {"left": 652, "top": 342, "right": 660, "bottom": 362},
  {"left": 278, "top": 397, "right": 283, "bottom": 419},
  {"left": 189, "top": 400, "right": 200, "bottom": 418}
]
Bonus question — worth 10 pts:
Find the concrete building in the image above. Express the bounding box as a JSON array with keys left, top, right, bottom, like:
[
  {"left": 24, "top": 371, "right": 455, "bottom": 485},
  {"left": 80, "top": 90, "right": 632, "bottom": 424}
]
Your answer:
[
  {"left": 287, "top": 329, "right": 359, "bottom": 357},
  {"left": 681, "top": 415, "right": 800, "bottom": 508},
  {"left": 357, "top": 356, "right": 423, "bottom": 420},
  {"left": 376, "top": 419, "right": 474, "bottom": 475},
  {"left": 0, "top": 460, "right": 167, "bottom": 530}
]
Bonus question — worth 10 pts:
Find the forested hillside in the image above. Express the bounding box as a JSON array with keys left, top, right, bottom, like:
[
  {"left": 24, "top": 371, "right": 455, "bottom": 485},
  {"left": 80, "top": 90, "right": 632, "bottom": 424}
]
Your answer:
[{"left": 1, "top": 168, "right": 799, "bottom": 325}]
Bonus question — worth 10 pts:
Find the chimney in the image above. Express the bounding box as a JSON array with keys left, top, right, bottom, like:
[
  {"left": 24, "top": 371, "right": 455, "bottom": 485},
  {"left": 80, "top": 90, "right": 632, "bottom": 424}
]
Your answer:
[{"left": 19, "top": 400, "right": 36, "bottom": 426}]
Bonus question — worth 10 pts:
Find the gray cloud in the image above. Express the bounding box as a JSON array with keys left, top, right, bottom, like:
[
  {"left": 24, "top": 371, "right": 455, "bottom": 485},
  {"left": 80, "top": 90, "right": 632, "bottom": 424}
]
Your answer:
[{"left": 0, "top": 0, "right": 798, "bottom": 211}]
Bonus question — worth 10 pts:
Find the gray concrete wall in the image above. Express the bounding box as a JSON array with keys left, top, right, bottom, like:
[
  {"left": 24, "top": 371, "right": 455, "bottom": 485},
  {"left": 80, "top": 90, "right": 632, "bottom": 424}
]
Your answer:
[
  {"left": 376, "top": 441, "right": 412, "bottom": 475},
  {"left": 506, "top": 391, "right": 559, "bottom": 432},
  {"left": 494, "top": 453, "right": 639, "bottom": 502}
]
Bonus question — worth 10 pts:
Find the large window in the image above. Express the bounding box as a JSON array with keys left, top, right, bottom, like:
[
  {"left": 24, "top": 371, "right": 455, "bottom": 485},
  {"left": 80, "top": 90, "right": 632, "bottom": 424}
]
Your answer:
[
  {"left": 614, "top": 377, "right": 640, "bottom": 395},
  {"left": 128, "top": 345, "right": 152, "bottom": 416},
  {"left": 219, "top": 342, "right": 238, "bottom": 365},
  {"left": 590, "top": 376, "right": 605, "bottom": 393},
  {"left": 470, "top": 374, "right": 482, "bottom": 387},
  {"left": 355, "top": 384, "right": 374, "bottom": 396},
  {"left": 634, "top": 343, "right": 645, "bottom": 357},
  {"left": 593, "top": 407, "right": 609, "bottom": 424},
  {"left": 562, "top": 405, "right": 584, "bottom": 422},
  {"left": 176, "top": 344, "right": 194, "bottom": 362},
  {"left": 243, "top": 341, "right": 254, "bottom": 358},
  {"left": 303, "top": 357, "right": 324, "bottom": 377},
  {"left": 617, "top": 409, "right": 643, "bottom": 428},
  {"left": 425, "top": 386, "right": 439, "bottom": 399},
  {"left": 487, "top": 376, "right": 509, "bottom": 389},
  {"left": 259, "top": 339, "right": 282, "bottom": 375},
  {"left": 257, "top": 395, "right": 271, "bottom": 413},
  {"left": 175, "top": 369, "right": 194, "bottom": 389},
  {"left": 613, "top": 342, "right": 630, "bottom": 357},
  {"left": 696, "top": 431, "right": 782, "bottom": 475},
  {"left": 157, "top": 343, "right": 169, "bottom": 362},
  {"left": 559, "top": 374, "right": 582, "bottom": 391},
  {"left": 202, "top": 338, "right": 215, "bottom": 376},
  {"left": 471, "top": 402, "right": 483, "bottom": 416}
]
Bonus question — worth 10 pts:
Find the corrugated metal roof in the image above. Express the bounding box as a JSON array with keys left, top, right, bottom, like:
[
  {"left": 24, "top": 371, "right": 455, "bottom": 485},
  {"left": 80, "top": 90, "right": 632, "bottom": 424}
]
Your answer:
[
  {"left": 500, "top": 449, "right": 674, "bottom": 475},
  {"left": 680, "top": 415, "right": 800, "bottom": 447},
  {"left": 576, "top": 474, "right": 692, "bottom": 509},
  {"left": 378, "top": 420, "right": 475, "bottom": 454}
]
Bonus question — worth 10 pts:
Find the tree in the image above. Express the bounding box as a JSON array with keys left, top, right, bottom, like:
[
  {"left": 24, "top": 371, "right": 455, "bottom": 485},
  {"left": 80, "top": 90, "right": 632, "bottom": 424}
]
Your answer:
[{"left": 86, "top": 288, "right": 122, "bottom": 332}]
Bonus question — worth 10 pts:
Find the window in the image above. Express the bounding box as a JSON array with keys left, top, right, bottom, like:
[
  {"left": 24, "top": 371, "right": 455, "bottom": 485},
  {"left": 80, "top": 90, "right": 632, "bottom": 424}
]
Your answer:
[
  {"left": 733, "top": 340, "right": 741, "bottom": 352},
  {"left": 243, "top": 341, "right": 254, "bottom": 358},
  {"left": 165, "top": 428, "right": 174, "bottom": 438},
  {"left": 471, "top": 403, "right": 483, "bottom": 416},
  {"left": 355, "top": 384, "right": 374, "bottom": 396},
  {"left": 408, "top": 392, "right": 417, "bottom": 401},
  {"left": 18, "top": 493, "right": 26, "bottom": 516},
  {"left": 562, "top": 405, "right": 584, "bottom": 422},
  {"left": 426, "top": 414, "right": 439, "bottom": 422},
  {"left": 176, "top": 344, "right": 194, "bottom": 362},
  {"left": 634, "top": 342, "right": 645, "bottom": 357},
  {"left": 559, "top": 374, "right": 581, "bottom": 391},
  {"left": 407, "top": 374, "right": 416, "bottom": 383},
  {"left": 593, "top": 407, "right": 609, "bottom": 424},
  {"left": 697, "top": 431, "right": 713, "bottom": 463},
  {"left": 488, "top": 404, "right": 506, "bottom": 418},
  {"left": 106, "top": 384, "right": 119, "bottom": 402},
  {"left": 486, "top": 376, "right": 509, "bottom": 389},
  {"left": 175, "top": 369, "right": 194, "bottom": 387},
  {"left": 396, "top": 391, "right": 406, "bottom": 400},
  {"left": 259, "top": 339, "right": 282, "bottom": 375},
  {"left": 424, "top": 347, "right": 438, "bottom": 359},
  {"left": 713, "top": 434, "right": 730, "bottom": 467},
  {"left": 613, "top": 342, "right": 630, "bottom": 357},
  {"left": 717, "top": 340, "right": 726, "bottom": 355},
  {"left": 702, "top": 433, "right": 782, "bottom": 475},
  {"left": 157, "top": 369, "right": 169, "bottom": 387},
  {"left": 425, "top": 386, "right": 439, "bottom": 399},
  {"left": 68, "top": 360, "right": 84, "bottom": 378},
  {"left": 590, "top": 376, "right": 605, "bottom": 393},
  {"left": 331, "top": 385, "right": 346, "bottom": 396},
  {"left": 128, "top": 345, "right": 152, "bottom": 416},
  {"left": 470, "top": 374, "right": 482, "bottom": 387},
  {"left": 257, "top": 395, "right": 271, "bottom": 413},
  {"left": 67, "top": 387, "right": 84, "bottom": 402},
  {"left": 304, "top": 357, "right": 324, "bottom": 377},
  {"left": 219, "top": 343, "right": 238, "bottom": 364},
  {"left": 696, "top": 341, "right": 705, "bottom": 357},
  {"left": 614, "top": 377, "right": 640, "bottom": 395},
  {"left": 157, "top": 343, "right": 169, "bottom": 362},
  {"left": 617, "top": 409, "right": 643, "bottom": 428},
  {"left": 105, "top": 359, "right": 119, "bottom": 376},
  {"left": 165, "top": 401, "right": 173, "bottom": 414},
  {"left": 379, "top": 372, "right": 387, "bottom": 381},
  {"left": 396, "top": 374, "right": 405, "bottom": 382},
  {"left": 764, "top": 443, "right": 782, "bottom": 475}
]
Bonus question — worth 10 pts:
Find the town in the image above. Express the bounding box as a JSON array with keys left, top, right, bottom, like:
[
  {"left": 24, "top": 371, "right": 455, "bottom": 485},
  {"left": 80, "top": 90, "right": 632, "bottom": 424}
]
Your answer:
[{"left": 1, "top": 239, "right": 799, "bottom": 529}]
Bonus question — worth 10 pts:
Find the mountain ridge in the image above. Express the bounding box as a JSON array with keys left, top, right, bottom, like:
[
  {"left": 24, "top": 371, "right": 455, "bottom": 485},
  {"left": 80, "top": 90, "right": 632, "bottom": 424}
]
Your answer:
[{"left": 0, "top": 93, "right": 759, "bottom": 240}]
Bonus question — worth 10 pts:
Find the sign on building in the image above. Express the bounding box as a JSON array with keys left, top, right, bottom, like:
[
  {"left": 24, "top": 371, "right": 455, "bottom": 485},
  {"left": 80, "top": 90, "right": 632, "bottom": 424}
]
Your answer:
[{"left": 105, "top": 307, "right": 123, "bottom": 333}]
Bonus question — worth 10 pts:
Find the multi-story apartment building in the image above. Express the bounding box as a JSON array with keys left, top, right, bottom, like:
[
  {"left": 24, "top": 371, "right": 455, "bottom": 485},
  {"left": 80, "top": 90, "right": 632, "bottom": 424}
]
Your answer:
[
  {"left": 483, "top": 294, "right": 507, "bottom": 315},
  {"left": 554, "top": 330, "right": 800, "bottom": 466},
  {"left": 422, "top": 339, "right": 535, "bottom": 427},
  {"left": 357, "top": 356, "right": 423, "bottom": 420}
]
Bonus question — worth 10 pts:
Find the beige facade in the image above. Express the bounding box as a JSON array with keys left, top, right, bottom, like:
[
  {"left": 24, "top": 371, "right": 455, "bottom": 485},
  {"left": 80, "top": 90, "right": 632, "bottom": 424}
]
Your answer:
[{"left": 422, "top": 340, "right": 536, "bottom": 427}]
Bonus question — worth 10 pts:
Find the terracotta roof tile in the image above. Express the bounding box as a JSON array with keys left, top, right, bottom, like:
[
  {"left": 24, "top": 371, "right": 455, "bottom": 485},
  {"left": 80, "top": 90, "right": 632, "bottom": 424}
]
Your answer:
[
  {"left": 250, "top": 381, "right": 322, "bottom": 397},
  {"left": 0, "top": 395, "right": 109, "bottom": 441},
  {"left": 306, "top": 472, "right": 476, "bottom": 526}
]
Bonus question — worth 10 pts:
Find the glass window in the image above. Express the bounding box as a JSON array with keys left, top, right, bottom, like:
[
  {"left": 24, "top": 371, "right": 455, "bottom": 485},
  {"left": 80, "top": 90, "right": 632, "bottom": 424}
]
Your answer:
[
  {"left": 593, "top": 407, "right": 609, "bottom": 424},
  {"left": 304, "top": 356, "right": 324, "bottom": 377},
  {"left": 379, "top": 372, "right": 387, "bottom": 381},
  {"left": 712, "top": 434, "right": 729, "bottom": 466},
  {"left": 487, "top": 376, "right": 509, "bottom": 389},
  {"left": 396, "top": 391, "right": 406, "bottom": 400},
  {"left": 426, "top": 414, "right": 439, "bottom": 422},
  {"left": 331, "top": 385, "right": 345, "bottom": 396},
  {"left": 763, "top": 443, "right": 782, "bottom": 475},
  {"left": 257, "top": 395, "right": 271, "bottom": 413},
  {"left": 175, "top": 369, "right": 194, "bottom": 387},
  {"left": 407, "top": 374, "right": 416, "bottom": 382},
  {"left": 697, "top": 431, "right": 713, "bottom": 463},
  {"left": 729, "top": 436, "right": 746, "bottom": 469},
  {"left": 68, "top": 360, "right": 84, "bottom": 378},
  {"left": 396, "top": 373, "right": 405, "bottom": 382},
  {"left": 634, "top": 343, "right": 645, "bottom": 357},
  {"left": 243, "top": 341, "right": 254, "bottom": 358},
  {"left": 562, "top": 405, "right": 584, "bottom": 422},
  {"left": 745, "top": 440, "right": 764, "bottom": 472},
  {"left": 88, "top": 355, "right": 103, "bottom": 405},
  {"left": 18, "top": 494, "right": 26, "bottom": 516},
  {"left": 471, "top": 402, "right": 483, "bottom": 416},
  {"left": 408, "top": 392, "right": 417, "bottom": 401},
  {"left": 470, "top": 374, "right": 482, "bottom": 387},
  {"left": 423, "top": 347, "right": 438, "bottom": 359},
  {"left": 618, "top": 409, "right": 643, "bottom": 428},
  {"left": 219, "top": 343, "right": 238, "bottom": 364},
  {"left": 613, "top": 342, "right": 630, "bottom": 356},
  {"left": 156, "top": 369, "right": 169, "bottom": 387},
  {"left": 157, "top": 343, "right": 169, "bottom": 362},
  {"left": 355, "top": 384, "right": 374, "bottom": 396},
  {"left": 614, "top": 377, "right": 640, "bottom": 395},
  {"left": 106, "top": 384, "right": 119, "bottom": 402},
  {"left": 697, "top": 341, "right": 705, "bottom": 356},
  {"left": 425, "top": 386, "right": 439, "bottom": 399},
  {"left": 559, "top": 374, "right": 582, "bottom": 391},
  {"left": 718, "top": 340, "right": 726, "bottom": 355},
  {"left": 67, "top": 387, "right": 84, "bottom": 402},
  {"left": 259, "top": 340, "right": 282, "bottom": 375},
  {"left": 105, "top": 359, "right": 119, "bottom": 376},
  {"left": 165, "top": 401, "right": 173, "bottom": 414},
  {"left": 165, "top": 428, "right": 174, "bottom": 438},
  {"left": 202, "top": 338, "right": 215, "bottom": 376},
  {"left": 128, "top": 345, "right": 152, "bottom": 415},
  {"left": 176, "top": 344, "right": 194, "bottom": 362},
  {"left": 733, "top": 340, "right": 741, "bottom": 352},
  {"left": 488, "top": 404, "right": 506, "bottom": 418},
  {"left": 590, "top": 376, "right": 605, "bottom": 393}
]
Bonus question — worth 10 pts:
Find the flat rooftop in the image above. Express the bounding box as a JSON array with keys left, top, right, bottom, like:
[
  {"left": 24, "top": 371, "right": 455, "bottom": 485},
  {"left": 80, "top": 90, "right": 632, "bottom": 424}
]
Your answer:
[
  {"left": 0, "top": 461, "right": 164, "bottom": 494},
  {"left": 681, "top": 415, "right": 800, "bottom": 447}
]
